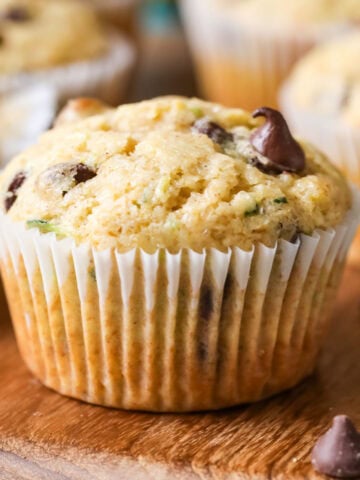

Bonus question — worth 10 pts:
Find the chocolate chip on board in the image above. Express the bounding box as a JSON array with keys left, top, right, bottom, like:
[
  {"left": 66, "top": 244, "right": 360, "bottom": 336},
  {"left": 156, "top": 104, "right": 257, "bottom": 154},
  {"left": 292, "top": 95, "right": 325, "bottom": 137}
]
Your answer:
[
  {"left": 312, "top": 415, "right": 360, "bottom": 479},
  {"left": 250, "top": 107, "right": 305, "bottom": 174},
  {"left": 192, "top": 118, "right": 233, "bottom": 144},
  {"left": 5, "top": 171, "right": 27, "bottom": 211}
]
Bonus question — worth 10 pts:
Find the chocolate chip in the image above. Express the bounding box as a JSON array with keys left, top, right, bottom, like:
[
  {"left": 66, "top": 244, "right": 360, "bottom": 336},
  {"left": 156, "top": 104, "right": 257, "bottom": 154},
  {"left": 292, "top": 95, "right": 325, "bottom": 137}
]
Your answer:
[
  {"left": 250, "top": 107, "right": 305, "bottom": 174},
  {"left": 312, "top": 415, "right": 360, "bottom": 479},
  {"left": 37, "top": 162, "right": 96, "bottom": 197},
  {"left": 5, "top": 171, "right": 26, "bottom": 211},
  {"left": 73, "top": 163, "right": 97, "bottom": 184},
  {"left": 248, "top": 157, "right": 278, "bottom": 176},
  {"left": 3, "top": 7, "right": 30, "bottom": 22},
  {"left": 192, "top": 118, "right": 233, "bottom": 144}
]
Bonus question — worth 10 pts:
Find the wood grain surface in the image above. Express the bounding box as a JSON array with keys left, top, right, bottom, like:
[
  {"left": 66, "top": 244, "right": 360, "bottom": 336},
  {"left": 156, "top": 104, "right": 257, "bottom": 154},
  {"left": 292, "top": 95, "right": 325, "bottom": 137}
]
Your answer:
[{"left": 0, "top": 262, "right": 360, "bottom": 480}]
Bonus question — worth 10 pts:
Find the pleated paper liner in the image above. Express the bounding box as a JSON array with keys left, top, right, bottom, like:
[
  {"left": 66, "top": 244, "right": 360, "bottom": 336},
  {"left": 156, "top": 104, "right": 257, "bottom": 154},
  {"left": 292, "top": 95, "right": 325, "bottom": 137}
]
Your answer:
[
  {"left": 0, "top": 31, "right": 136, "bottom": 107},
  {"left": 0, "top": 189, "right": 358, "bottom": 412},
  {"left": 280, "top": 84, "right": 360, "bottom": 263},
  {"left": 180, "top": 0, "right": 355, "bottom": 110}
]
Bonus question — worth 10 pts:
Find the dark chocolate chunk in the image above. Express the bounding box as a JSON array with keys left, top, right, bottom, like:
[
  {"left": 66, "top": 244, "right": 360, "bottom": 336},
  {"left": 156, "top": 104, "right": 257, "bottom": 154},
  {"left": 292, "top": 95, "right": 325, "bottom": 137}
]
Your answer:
[
  {"left": 193, "top": 118, "right": 233, "bottom": 144},
  {"left": 5, "top": 171, "right": 26, "bottom": 211},
  {"left": 38, "top": 162, "right": 96, "bottom": 197},
  {"left": 312, "top": 415, "right": 360, "bottom": 479},
  {"left": 248, "top": 156, "right": 280, "bottom": 176},
  {"left": 73, "top": 163, "right": 97, "bottom": 184},
  {"left": 3, "top": 7, "right": 30, "bottom": 22},
  {"left": 250, "top": 107, "right": 305, "bottom": 174}
]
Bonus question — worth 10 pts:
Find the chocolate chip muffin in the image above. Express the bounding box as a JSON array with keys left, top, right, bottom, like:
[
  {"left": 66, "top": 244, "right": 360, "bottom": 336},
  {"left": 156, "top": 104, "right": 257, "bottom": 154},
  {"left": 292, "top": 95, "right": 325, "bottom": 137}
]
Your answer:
[
  {"left": 0, "top": 96, "right": 357, "bottom": 412},
  {"left": 0, "top": 0, "right": 136, "bottom": 104},
  {"left": 180, "top": 0, "right": 359, "bottom": 110}
]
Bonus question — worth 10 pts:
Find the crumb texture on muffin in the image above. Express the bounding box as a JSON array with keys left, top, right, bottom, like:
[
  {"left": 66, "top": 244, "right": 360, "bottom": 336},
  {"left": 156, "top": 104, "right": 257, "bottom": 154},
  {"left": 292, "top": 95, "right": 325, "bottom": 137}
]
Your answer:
[
  {"left": 0, "top": 0, "right": 107, "bottom": 73},
  {"left": 284, "top": 32, "right": 360, "bottom": 128},
  {"left": 0, "top": 96, "right": 351, "bottom": 252}
]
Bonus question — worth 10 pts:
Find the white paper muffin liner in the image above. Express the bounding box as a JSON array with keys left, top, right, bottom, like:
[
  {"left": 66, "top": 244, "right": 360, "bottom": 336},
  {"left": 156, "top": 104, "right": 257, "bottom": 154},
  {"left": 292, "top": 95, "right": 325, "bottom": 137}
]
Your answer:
[
  {"left": 0, "top": 189, "right": 358, "bottom": 412},
  {"left": 180, "top": 0, "right": 355, "bottom": 110},
  {"left": 0, "top": 31, "right": 136, "bottom": 107}
]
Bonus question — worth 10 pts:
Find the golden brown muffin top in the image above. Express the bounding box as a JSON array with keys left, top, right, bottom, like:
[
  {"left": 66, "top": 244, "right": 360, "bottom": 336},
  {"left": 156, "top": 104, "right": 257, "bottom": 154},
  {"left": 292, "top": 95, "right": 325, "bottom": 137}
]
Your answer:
[{"left": 0, "top": 96, "right": 351, "bottom": 252}]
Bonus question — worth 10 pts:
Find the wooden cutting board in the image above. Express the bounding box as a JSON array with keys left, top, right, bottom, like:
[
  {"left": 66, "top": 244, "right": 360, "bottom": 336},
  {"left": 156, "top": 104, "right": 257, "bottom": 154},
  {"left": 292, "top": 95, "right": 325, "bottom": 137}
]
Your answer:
[{"left": 0, "top": 263, "right": 360, "bottom": 480}]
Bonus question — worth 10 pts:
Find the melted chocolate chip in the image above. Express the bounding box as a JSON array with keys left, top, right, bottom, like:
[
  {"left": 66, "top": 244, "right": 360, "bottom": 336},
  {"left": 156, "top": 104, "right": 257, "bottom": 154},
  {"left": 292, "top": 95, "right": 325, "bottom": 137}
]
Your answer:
[
  {"left": 250, "top": 107, "right": 305, "bottom": 174},
  {"left": 5, "top": 171, "right": 26, "bottom": 211},
  {"left": 73, "top": 163, "right": 97, "bottom": 184},
  {"left": 249, "top": 156, "right": 281, "bottom": 176},
  {"left": 312, "top": 415, "right": 360, "bottom": 479},
  {"left": 193, "top": 118, "right": 233, "bottom": 144},
  {"left": 3, "top": 7, "right": 30, "bottom": 22}
]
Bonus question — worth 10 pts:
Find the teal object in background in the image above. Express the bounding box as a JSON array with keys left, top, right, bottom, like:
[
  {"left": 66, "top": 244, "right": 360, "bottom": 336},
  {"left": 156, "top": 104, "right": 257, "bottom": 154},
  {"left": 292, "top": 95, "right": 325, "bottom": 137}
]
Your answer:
[{"left": 141, "top": 0, "right": 179, "bottom": 32}]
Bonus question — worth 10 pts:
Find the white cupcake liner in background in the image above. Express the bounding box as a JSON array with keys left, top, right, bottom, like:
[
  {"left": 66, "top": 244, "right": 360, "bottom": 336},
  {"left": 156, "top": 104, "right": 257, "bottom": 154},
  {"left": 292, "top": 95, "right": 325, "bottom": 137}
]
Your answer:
[
  {"left": 280, "top": 83, "right": 360, "bottom": 182},
  {"left": 0, "top": 31, "right": 136, "bottom": 107},
  {"left": 0, "top": 188, "right": 358, "bottom": 412},
  {"left": 0, "top": 84, "right": 57, "bottom": 168},
  {"left": 180, "top": 0, "right": 355, "bottom": 110}
]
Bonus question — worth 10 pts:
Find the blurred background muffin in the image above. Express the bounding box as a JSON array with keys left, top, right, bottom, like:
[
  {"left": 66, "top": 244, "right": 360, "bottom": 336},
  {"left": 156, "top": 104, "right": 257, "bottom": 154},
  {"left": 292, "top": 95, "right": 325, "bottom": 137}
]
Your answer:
[
  {"left": 180, "top": 0, "right": 360, "bottom": 111},
  {"left": 280, "top": 32, "right": 360, "bottom": 184},
  {"left": 0, "top": 0, "right": 136, "bottom": 105}
]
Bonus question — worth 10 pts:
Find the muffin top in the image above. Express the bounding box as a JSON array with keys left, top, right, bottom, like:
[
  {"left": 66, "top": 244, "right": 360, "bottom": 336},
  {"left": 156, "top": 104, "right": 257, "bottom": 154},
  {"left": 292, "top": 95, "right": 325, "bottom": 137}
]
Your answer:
[
  {"left": 0, "top": 96, "right": 351, "bottom": 252},
  {"left": 0, "top": 0, "right": 107, "bottom": 74},
  {"left": 283, "top": 32, "right": 360, "bottom": 128},
  {"left": 219, "top": 0, "right": 360, "bottom": 29}
]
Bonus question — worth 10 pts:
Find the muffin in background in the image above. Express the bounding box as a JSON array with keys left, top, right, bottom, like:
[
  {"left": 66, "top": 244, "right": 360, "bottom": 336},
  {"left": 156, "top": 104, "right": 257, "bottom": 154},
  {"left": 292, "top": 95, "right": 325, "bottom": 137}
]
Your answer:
[
  {"left": 180, "top": 0, "right": 360, "bottom": 111},
  {"left": 0, "top": 96, "right": 357, "bottom": 412},
  {"left": 280, "top": 32, "right": 360, "bottom": 184},
  {"left": 0, "top": 0, "right": 136, "bottom": 104}
]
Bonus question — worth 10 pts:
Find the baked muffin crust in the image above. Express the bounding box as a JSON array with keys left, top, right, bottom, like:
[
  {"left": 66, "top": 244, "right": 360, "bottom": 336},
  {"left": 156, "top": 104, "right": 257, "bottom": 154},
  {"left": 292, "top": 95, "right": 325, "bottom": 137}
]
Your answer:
[{"left": 0, "top": 96, "right": 351, "bottom": 252}]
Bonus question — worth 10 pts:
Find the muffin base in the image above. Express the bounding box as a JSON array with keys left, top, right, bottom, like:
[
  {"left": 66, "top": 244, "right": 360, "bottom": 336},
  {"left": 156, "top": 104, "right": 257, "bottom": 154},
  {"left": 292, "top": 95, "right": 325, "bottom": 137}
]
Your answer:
[{"left": 0, "top": 194, "right": 358, "bottom": 412}]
